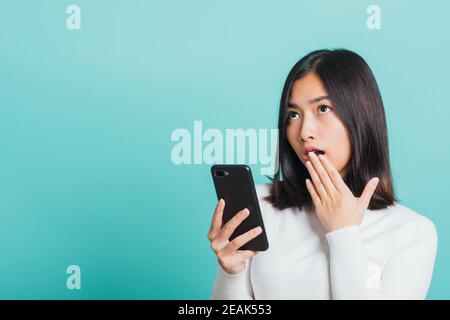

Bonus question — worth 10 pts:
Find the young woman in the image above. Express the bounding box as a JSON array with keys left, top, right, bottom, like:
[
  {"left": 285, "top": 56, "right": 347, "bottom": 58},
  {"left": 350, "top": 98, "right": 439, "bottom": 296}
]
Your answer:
[{"left": 207, "top": 49, "right": 438, "bottom": 299}]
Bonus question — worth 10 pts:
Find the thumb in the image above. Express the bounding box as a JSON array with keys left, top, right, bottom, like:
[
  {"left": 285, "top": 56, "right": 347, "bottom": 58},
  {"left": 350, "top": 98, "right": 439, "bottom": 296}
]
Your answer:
[{"left": 358, "top": 177, "right": 379, "bottom": 211}]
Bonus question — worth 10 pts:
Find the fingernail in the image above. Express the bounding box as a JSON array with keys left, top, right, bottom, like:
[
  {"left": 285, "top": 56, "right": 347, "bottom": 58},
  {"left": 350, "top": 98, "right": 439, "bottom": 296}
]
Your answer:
[
  {"left": 255, "top": 226, "right": 262, "bottom": 233},
  {"left": 219, "top": 198, "right": 224, "bottom": 204},
  {"left": 243, "top": 208, "right": 249, "bottom": 215}
]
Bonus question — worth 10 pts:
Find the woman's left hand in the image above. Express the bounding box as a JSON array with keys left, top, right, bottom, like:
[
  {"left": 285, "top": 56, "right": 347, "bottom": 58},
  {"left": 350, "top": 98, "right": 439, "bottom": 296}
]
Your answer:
[{"left": 304, "top": 151, "right": 380, "bottom": 233}]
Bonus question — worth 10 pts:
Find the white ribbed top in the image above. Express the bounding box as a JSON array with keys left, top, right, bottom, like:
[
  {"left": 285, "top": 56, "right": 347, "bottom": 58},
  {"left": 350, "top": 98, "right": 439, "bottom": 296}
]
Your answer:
[{"left": 211, "top": 183, "right": 438, "bottom": 300}]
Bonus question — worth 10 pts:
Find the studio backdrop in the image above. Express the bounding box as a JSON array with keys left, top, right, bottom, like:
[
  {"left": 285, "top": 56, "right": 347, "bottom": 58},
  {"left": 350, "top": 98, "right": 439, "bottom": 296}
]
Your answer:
[{"left": 0, "top": 0, "right": 449, "bottom": 299}]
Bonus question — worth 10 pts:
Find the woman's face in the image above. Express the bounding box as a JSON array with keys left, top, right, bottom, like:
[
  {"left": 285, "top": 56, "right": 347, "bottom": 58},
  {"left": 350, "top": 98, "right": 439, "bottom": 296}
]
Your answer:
[{"left": 286, "top": 72, "right": 352, "bottom": 177}]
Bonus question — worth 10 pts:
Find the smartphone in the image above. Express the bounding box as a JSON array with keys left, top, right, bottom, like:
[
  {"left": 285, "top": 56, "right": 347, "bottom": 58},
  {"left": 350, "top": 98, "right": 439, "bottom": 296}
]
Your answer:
[{"left": 211, "top": 164, "right": 269, "bottom": 251}]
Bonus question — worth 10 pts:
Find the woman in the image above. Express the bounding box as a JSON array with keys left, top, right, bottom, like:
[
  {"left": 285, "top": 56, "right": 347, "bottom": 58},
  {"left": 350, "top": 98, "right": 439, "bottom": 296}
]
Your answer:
[{"left": 207, "top": 49, "right": 438, "bottom": 299}]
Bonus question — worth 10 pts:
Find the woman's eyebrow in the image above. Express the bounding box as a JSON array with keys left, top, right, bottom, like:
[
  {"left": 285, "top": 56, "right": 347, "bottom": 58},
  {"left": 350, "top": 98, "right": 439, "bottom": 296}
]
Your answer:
[{"left": 288, "top": 95, "right": 330, "bottom": 109}]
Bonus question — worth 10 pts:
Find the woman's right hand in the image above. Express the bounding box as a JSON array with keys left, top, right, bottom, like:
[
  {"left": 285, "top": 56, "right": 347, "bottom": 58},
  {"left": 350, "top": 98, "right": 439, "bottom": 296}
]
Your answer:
[{"left": 207, "top": 199, "right": 262, "bottom": 275}]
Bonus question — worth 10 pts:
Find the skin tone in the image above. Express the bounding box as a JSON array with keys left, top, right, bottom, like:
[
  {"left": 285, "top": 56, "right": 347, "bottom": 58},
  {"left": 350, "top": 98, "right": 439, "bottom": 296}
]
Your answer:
[
  {"left": 207, "top": 72, "right": 379, "bottom": 274},
  {"left": 286, "top": 72, "right": 352, "bottom": 177},
  {"left": 208, "top": 202, "right": 261, "bottom": 274}
]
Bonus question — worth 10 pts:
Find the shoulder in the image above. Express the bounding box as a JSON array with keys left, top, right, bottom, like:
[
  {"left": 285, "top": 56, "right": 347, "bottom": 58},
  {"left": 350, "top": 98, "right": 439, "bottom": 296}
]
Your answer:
[
  {"left": 380, "top": 203, "right": 438, "bottom": 246},
  {"left": 255, "top": 183, "right": 271, "bottom": 200},
  {"left": 254, "top": 183, "right": 275, "bottom": 211},
  {"left": 253, "top": 183, "right": 298, "bottom": 239},
  {"left": 254, "top": 183, "right": 275, "bottom": 218},
  {"left": 254, "top": 183, "right": 295, "bottom": 218},
  {"left": 385, "top": 203, "right": 436, "bottom": 230}
]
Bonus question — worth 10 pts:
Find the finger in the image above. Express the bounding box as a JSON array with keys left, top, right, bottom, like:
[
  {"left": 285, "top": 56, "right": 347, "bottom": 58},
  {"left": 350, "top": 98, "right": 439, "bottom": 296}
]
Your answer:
[
  {"left": 208, "top": 199, "right": 225, "bottom": 241},
  {"left": 358, "top": 177, "right": 379, "bottom": 211},
  {"left": 305, "top": 159, "right": 328, "bottom": 202},
  {"left": 317, "top": 153, "right": 349, "bottom": 194},
  {"left": 223, "top": 226, "right": 262, "bottom": 253},
  {"left": 235, "top": 250, "right": 259, "bottom": 260},
  {"left": 308, "top": 152, "right": 337, "bottom": 197},
  {"left": 305, "top": 178, "right": 321, "bottom": 206},
  {"left": 216, "top": 208, "right": 250, "bottom": 242}
]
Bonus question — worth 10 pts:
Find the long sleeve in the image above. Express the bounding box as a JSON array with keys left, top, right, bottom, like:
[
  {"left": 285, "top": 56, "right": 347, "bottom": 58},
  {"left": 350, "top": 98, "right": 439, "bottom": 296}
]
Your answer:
[
  {"left": 210, "top": 259, "right": 254, "bottom": 300},
  {"left": 325, "top": 218, "right": 438, "bottom": 300}
]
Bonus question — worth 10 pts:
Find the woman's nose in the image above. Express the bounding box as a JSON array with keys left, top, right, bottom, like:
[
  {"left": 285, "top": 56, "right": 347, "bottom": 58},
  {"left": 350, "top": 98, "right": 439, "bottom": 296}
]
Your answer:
[{"left": 299, "top": 115, "right": 317, "bottom": 142}]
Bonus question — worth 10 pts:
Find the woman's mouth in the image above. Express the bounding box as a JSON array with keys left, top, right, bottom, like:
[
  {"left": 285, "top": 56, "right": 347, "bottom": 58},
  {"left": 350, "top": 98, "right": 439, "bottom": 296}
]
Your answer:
[{"left": 301, "top": 149, "right": 325, "bottom": 161}]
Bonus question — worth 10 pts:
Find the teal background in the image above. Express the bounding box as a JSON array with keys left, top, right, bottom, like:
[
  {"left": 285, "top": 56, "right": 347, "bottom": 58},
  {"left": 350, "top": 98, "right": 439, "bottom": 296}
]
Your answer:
[{"left": 0, "top": 0, "right": 449, "bottom": 299}]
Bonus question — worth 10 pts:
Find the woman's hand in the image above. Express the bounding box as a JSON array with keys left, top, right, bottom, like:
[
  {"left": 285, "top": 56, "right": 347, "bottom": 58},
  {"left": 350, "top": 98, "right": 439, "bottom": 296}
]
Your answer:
[
  {"left": 207, "top": 199, "right": 262, "bottom": 275},
  {"left": 304, "top": 151, "right": 379, "bottom": 233}
]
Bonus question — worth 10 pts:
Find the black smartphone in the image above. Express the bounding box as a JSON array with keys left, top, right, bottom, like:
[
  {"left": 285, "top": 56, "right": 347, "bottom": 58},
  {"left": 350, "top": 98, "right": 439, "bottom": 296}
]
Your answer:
[{"left": 211, "top": 164, "right": 269, "bottom": 251}]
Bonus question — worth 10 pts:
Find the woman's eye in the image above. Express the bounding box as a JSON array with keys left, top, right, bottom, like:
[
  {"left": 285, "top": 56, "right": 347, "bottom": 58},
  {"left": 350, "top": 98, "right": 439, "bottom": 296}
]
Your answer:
[
  {"left": 287, "top": 111, "right": 300, "bottom": 120},
  {"left": 319, "top": 105, "right": 331, "bottom": 113}
]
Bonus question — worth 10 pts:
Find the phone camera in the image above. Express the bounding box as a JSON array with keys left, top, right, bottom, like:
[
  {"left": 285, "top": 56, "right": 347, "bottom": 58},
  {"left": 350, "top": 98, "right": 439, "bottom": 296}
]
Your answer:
[{"left": 215, "top": 170, "right": 228, "bottom": 177}]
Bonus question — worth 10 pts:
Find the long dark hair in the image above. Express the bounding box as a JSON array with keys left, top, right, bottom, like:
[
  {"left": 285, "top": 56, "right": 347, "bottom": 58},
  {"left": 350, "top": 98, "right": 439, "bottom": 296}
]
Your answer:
[{"left": 264, "top": 49, "right": 396, "bottom": 211}]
